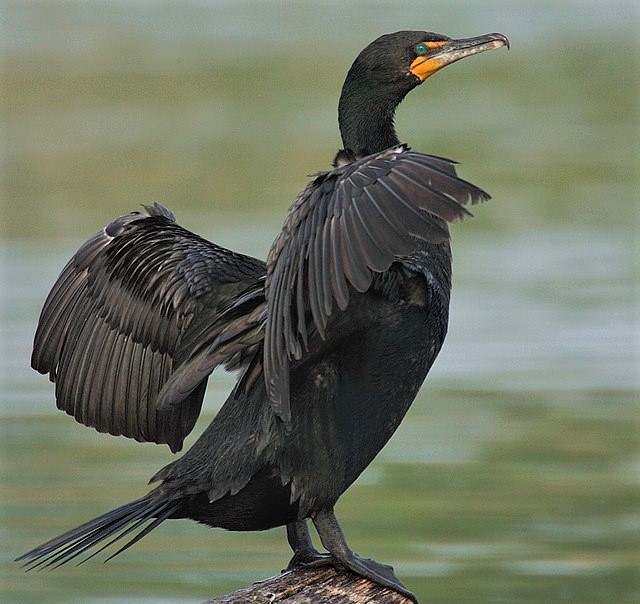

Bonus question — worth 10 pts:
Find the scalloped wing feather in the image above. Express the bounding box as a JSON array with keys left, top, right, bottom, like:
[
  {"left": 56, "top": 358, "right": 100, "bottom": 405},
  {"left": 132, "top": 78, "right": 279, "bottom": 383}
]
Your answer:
[
  {"left": 32, "top": 204, "right": 265, "bottom": 452},
  {"left": 264, "top": 146, "right": 490, "bottom": 423}
]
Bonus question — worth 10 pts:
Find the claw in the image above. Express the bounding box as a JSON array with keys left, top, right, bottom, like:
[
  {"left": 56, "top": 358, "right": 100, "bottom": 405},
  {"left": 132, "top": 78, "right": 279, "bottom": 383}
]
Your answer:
[{"left": 285, "top": 551, "right": 333, "bottom": 571}]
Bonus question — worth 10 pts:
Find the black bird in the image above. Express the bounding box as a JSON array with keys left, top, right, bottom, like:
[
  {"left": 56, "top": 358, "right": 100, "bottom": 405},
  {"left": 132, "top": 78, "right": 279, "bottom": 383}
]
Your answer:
[{"left": 18, "top": 30, "right": 508, "bottom": 601}]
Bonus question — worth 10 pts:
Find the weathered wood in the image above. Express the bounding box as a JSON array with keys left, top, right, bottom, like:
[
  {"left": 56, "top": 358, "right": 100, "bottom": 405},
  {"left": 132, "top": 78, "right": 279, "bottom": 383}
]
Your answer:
[{"left": 202, "top": 567, "right": 413, "bottom": 603}]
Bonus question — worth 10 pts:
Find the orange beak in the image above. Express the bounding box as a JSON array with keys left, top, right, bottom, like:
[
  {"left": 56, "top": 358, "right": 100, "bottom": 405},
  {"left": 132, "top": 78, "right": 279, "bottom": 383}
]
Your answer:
[{"left": 410, "top": 33, "right": 510, "bottom": 81}]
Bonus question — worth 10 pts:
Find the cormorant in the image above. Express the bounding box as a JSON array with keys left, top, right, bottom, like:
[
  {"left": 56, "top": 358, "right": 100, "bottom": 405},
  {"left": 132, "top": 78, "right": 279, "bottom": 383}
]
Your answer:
[{"left": 18, "top": 30, "right": 508, "bottom": 601}]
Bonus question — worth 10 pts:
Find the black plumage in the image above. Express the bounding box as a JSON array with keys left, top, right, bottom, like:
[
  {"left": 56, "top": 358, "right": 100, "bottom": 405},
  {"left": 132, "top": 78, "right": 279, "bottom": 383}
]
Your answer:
[
  {"left": 18, "top": 30, "right": 508, "bottom": 601},
  {"left": 31, "top": 204, "right": 266, "bottom": 452}
]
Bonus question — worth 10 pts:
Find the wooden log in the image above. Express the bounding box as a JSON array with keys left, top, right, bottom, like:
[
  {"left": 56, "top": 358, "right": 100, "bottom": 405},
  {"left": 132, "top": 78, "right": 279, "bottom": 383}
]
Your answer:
[{"left": 202, "top": 566, "right": 414, "bottom": 603}]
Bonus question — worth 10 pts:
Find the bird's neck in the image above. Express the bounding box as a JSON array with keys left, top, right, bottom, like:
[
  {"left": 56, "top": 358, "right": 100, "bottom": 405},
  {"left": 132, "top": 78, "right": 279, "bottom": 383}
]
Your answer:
[{"left": 338, "top": 85, "right": 404, "bottom": 157}]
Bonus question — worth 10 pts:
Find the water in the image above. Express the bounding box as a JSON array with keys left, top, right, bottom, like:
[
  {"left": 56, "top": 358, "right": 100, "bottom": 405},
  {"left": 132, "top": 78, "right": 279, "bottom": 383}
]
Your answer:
[{"left": 2, "top": 2, "right": 638, "bottom": 603}]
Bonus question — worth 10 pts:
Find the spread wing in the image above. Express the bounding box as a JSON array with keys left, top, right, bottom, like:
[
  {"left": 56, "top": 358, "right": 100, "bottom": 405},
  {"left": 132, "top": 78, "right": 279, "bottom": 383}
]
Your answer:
[
  {"left": 32, "top": 203, "right": 266, "bottom": 452},
  {"left": 153, "top": 277, "right": 267, "bottom": 413},
  {"left": 264, "top": 145, "right": 490, "bottom": 422}
]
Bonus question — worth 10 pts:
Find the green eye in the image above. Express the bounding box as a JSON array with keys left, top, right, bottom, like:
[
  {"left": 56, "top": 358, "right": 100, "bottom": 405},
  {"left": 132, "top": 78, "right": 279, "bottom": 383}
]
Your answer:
[{"left": 415, "top": 42, "right": 428, "bottom": 56}]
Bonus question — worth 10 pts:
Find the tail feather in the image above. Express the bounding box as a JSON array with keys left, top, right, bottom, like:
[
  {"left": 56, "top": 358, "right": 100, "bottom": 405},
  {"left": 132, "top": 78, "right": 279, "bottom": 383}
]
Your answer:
[
  {"left": 102, "top": 500, "right": 179, "bottom": 563},
  {"left": 16, "top": 495, "right": 181, "bottom": 571}
]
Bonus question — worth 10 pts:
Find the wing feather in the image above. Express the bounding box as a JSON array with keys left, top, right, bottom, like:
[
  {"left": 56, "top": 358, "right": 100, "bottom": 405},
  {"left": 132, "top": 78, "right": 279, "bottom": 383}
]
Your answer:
[
  {"left": 360, "top": 187, "right": 416, "bottom": 254},
  {"left": 338, "top": 207, "right": 374, "bottom": 292},
  {"left": 33, "top": 203, "right": 266, "bottom": 451},
  {"left": 329, "top": 216, "right": 350, "bottom": 310},
  {"left": 265, "top": 145, "right": 490, "bottom": 421}
]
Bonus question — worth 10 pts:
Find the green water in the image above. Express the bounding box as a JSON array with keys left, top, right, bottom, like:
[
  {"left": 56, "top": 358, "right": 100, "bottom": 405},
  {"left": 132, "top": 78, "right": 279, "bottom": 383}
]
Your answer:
[{"left": 2, "top": 2, "right": 638, "bottom": 603}]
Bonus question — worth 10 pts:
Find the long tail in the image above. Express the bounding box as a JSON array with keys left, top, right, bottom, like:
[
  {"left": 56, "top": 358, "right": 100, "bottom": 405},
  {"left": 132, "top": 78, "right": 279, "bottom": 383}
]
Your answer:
[{"left": 16, "top": 495, "right": 182, "bottom": 571}]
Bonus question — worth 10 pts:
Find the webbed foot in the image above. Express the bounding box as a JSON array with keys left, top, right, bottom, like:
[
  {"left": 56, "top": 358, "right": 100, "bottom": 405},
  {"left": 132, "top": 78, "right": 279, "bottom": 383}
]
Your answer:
[
  {"left": 311, "top": 509, "right": 418, "bottom": 603},
  {"left": 336, "top": 552, "right": 417, "bottom": 602}
]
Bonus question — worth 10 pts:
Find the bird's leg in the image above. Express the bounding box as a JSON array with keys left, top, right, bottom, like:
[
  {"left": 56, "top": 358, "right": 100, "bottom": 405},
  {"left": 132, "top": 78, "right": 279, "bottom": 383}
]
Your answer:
[
  {"left": 284, "top": 520, "right": 332, "bottom": 570},
  {"left": 311, "top": 508, "right": 418, "bottom": 603}
]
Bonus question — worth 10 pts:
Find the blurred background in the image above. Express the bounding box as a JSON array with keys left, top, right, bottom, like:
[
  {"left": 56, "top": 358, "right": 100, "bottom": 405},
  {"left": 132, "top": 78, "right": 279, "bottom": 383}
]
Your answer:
[{"left": 2, "top": 1, "right": 638, "bottom": 603}]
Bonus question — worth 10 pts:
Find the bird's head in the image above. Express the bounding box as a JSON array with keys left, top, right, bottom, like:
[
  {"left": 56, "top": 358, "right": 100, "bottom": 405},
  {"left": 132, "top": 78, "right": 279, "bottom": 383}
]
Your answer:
[
  {"left": 339, "top": 30, "right": 509, "bottom": 154},
  {"left": 351, "top": 30, "right": 509, "bottom": 91}
]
